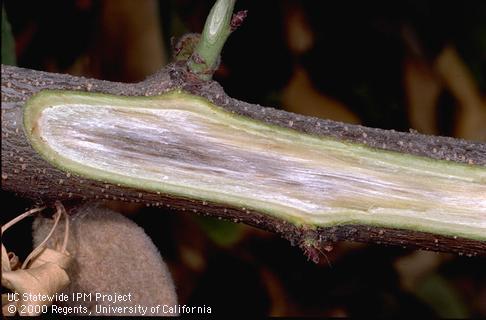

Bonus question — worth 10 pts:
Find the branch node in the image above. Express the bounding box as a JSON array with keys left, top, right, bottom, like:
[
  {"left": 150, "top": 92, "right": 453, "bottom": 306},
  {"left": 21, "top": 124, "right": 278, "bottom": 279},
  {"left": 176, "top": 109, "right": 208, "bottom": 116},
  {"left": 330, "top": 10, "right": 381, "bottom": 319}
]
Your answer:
[{"left": 230, "top": 10, "right": 248, "bottom": 31}]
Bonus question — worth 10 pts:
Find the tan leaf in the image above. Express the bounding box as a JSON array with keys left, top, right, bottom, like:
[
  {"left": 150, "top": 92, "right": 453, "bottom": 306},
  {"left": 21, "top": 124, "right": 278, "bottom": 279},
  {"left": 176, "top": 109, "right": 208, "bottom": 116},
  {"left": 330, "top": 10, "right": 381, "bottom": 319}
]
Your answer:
[
  {"left": 1, "top": 244, "right": 11, "bottom": 272},
  {"left": 2, "top": 258, "right": 71, "bottom": 316},
  {"left": 1, "top": 295, "right": 17, "bottom": 316}
]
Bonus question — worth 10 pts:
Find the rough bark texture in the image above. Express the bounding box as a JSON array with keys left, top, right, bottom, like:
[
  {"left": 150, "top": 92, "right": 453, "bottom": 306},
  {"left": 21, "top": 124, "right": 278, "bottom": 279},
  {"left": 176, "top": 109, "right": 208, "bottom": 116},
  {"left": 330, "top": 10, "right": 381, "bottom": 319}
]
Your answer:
[{"left": 2, "top": 63, "right": 485, "bottom": 258}]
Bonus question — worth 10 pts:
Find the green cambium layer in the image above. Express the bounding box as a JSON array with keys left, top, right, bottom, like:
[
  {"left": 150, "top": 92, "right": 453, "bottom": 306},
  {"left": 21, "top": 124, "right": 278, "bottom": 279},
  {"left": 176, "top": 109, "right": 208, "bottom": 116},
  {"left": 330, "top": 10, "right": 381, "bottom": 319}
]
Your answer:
[{"left": 23, "top": 90, "right": 486, "bottom": 241}]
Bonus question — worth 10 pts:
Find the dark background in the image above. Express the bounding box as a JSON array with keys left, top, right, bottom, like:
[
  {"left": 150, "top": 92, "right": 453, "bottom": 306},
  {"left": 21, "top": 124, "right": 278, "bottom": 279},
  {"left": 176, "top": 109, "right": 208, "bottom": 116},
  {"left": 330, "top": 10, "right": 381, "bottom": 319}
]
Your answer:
[{"left": 2, "top": 0, "right": 486, "bottom": 317}]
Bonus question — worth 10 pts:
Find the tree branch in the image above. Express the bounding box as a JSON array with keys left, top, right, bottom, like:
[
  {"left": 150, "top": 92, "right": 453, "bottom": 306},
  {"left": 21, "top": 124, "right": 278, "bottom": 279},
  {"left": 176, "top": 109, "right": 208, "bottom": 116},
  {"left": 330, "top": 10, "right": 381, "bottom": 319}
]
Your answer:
[{"left": 2, "top": 63, "right": 486, "bottom": 259}]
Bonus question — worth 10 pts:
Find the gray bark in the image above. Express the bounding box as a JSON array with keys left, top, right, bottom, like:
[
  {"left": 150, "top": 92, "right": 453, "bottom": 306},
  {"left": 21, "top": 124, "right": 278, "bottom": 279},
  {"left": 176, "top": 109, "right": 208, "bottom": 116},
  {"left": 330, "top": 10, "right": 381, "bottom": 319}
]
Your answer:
[{"left": 2, "top": 63, "right": 485, "bottom": 258}]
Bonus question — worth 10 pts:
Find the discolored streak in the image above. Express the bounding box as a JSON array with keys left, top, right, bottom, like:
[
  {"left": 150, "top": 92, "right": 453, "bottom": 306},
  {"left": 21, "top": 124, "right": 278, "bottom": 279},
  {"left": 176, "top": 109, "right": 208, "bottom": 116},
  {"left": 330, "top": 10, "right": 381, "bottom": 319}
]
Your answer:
[{"left": 36, "top": 102, "right": 486, "bottom": 237}]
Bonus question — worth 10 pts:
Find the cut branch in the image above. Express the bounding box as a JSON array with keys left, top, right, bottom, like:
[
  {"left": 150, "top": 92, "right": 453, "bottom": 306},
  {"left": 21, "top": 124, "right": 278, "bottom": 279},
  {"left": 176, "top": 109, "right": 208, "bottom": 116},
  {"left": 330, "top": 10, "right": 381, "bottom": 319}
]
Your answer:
[{"left": 2, "top": 64, "right": 486, "bottom": 258}]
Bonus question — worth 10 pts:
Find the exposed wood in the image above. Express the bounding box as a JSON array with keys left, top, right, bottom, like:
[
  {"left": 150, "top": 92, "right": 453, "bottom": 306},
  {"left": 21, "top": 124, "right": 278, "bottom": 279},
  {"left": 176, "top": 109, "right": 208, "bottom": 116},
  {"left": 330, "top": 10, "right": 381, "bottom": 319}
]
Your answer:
[{"left": 2, "top": 64, "right": 486, "bottom": 258}]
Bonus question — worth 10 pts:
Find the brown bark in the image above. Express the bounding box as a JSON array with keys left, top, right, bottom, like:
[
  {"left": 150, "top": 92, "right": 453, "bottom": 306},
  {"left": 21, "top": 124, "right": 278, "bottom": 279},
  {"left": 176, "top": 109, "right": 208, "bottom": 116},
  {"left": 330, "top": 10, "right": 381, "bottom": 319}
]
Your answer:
[{"left": 2, "top": 63, "right": 485, "bottom": 258}]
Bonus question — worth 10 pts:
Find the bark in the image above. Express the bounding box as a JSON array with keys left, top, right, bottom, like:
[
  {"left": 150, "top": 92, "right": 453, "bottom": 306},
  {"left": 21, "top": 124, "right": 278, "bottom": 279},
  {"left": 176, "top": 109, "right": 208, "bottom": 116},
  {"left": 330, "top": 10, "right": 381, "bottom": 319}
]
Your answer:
[{"left": 2, "top": 63, "right": 486, "bottom": 258}]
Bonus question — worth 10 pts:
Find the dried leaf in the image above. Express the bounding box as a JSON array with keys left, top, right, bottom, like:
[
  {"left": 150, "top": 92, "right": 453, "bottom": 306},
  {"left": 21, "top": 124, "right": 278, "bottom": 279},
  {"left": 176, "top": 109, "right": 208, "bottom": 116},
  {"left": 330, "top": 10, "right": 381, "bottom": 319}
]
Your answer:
[
  {"left": 2, "top": 259, "right": 71, "bottom": 316},
  {"left": 1, "top": 244, "right": 11, "bottom": 272}
]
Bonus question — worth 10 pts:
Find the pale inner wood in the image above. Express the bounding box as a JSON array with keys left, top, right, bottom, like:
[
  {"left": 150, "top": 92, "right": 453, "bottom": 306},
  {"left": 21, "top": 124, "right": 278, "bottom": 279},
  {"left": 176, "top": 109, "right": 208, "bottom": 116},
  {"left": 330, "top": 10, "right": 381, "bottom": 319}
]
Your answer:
[{"left": 38, "top": 104, "right": 486, "bottom": 232}]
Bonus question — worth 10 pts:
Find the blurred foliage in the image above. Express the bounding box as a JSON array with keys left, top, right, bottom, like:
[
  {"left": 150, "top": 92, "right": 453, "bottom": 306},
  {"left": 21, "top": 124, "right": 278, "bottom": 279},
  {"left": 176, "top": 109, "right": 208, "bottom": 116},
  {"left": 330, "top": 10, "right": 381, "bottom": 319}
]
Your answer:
[
  {"left": 193, "top": 216, "right": 244, "bottom": 248},
  {"left": 415, "top": 273, "right": 468, "bottom": 318},
  {"left": 2, "top": 4, "right": 16, "bottom": 65}
]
